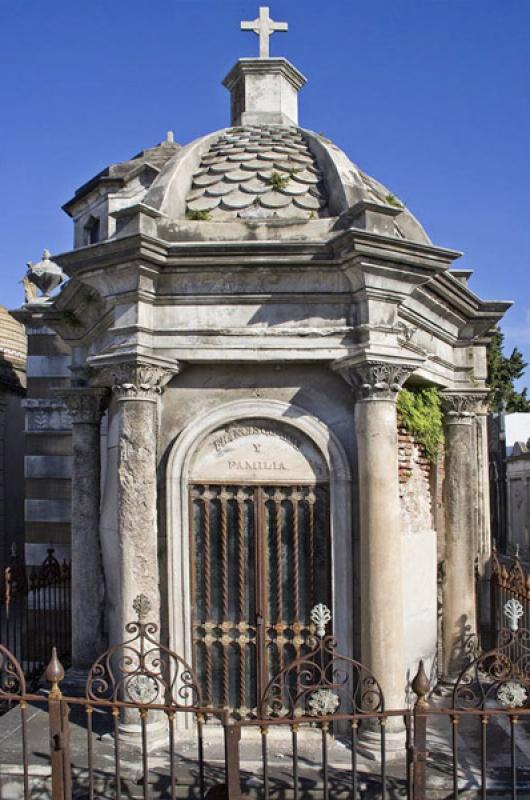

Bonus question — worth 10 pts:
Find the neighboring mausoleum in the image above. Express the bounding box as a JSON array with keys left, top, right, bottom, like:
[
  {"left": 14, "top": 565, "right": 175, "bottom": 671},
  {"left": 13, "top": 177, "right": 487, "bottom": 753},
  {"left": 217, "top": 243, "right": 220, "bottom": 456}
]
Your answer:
[
  {"left": 0, "top": 305, "right": 26, "bottom": 573},
  {"left": 13, "top": 8, "right": 511, "bottom": 720}
]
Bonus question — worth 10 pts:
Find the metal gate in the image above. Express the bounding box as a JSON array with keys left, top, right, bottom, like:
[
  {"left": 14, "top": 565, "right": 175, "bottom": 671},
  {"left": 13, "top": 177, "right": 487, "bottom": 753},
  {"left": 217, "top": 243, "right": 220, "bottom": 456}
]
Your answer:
[{"left": 190, "top": 483, "right": 331, "bottom": 716}]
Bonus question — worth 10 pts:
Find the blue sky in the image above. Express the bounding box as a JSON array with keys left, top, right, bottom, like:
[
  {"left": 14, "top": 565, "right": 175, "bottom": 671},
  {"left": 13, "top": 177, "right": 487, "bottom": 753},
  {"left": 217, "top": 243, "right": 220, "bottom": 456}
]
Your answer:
[{"left": 1, "top": 1, "right": 529, "bottom": 385}]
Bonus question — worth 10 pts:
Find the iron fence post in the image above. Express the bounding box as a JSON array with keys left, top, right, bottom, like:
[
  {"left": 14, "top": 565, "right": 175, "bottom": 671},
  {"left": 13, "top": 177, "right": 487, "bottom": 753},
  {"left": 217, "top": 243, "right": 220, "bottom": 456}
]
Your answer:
[
  {"left": 411, "top": 660, "right": 430, "bottom": 800},
  {"left": 46, "top": 647, "right": 72, "bottom": 800},
  {"left": 224, "top": 722, "right": 242, "bottom": 800},
  {"left": 490, "top": 545, "right": 499, "bottom": 648}
]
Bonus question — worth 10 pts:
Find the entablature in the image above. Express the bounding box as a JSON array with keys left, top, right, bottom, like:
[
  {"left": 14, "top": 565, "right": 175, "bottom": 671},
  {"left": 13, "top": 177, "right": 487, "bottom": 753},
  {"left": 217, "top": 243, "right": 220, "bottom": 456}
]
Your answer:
[{"left": 30, "top": 225, "right": 509, "bottom": 391}]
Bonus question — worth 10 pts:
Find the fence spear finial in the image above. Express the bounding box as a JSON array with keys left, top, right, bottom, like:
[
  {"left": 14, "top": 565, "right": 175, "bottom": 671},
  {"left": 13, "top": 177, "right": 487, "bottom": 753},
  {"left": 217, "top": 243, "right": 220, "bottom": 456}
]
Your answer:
[
  {"left": 45, "top": 647, "right": 64, "bottom": 699},
  {"left": 411, "top": 660, "right": 430, "bottom": 708}
]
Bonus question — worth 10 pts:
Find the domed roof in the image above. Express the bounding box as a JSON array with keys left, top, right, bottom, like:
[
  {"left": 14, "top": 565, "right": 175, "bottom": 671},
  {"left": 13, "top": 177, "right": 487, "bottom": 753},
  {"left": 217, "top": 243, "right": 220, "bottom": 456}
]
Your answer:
[
  {"left": 0, "top": 305, "right": 26, "bottom": 367},
  {"left": 67, "top": 21, "right": 431, "bottom": 246},
  {"left": 145, "top": 124, "right": 431, "bottom": 244}
]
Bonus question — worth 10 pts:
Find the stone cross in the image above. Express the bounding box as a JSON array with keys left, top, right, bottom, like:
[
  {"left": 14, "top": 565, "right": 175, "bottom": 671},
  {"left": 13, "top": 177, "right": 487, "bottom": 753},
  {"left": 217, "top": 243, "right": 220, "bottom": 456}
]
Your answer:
[{"left": 241, "top": 7, "right": 288, "bottom": 58}]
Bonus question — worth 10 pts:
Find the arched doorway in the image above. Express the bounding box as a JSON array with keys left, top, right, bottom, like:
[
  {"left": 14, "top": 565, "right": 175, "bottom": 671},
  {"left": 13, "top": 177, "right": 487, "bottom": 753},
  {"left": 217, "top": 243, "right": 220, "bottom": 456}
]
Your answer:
[
  {"left": 188, "top": 419, "right": 331, "bottom": 717},
  {"left": 166, "top": 399, "right": 353, "bottom": 724}
]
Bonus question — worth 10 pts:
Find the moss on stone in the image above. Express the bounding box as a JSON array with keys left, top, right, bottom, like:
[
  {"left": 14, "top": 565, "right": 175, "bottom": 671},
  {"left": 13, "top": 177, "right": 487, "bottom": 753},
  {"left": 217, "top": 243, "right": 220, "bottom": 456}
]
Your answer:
[
  {"left": 385, "top": 193, "right": 403, "bottom": 208},
  {"left": 185, "top": 209, "right": 211, "bottom": 221}
]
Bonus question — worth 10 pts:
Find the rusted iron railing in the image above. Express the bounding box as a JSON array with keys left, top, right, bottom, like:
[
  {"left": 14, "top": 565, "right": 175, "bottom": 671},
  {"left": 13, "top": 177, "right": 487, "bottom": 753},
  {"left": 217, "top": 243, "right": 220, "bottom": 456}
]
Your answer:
[
  {"left": 485, "top": 545, "right": 530, "bottom": 649},
  {"left": 1, "top": 548, "right": 70, "bottom": 692},
  {"left": 0, "top": 594, "right": 222, "bottom": 800},
  {"left": 2, "top": 596, "right": 530, "bottom": 800}
]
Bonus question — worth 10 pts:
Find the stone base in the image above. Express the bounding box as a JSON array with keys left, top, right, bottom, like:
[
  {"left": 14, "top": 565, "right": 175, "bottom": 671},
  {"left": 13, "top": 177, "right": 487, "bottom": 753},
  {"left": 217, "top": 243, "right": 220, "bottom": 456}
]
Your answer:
[
  {"left": 356, "top": 723, "right": 407, "bottom": 762},
  {"left": 105, "top": 716, "right": 170, "bottom": 752}
]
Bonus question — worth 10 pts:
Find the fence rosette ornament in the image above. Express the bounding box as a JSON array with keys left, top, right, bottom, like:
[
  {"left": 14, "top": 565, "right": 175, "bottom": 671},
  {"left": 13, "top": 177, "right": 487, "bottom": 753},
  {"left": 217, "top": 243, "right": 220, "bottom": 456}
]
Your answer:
[
  {"left": 86, "top": 594, "right": 202, "bottom": 709},
  {"left": 260, "top": 603, "right": 384, "bottom": 719},
  {"left": 453, "top": 600, "right": 530, "bottom": 710},
  {"left": 497, "top": 681, "right": 528, "bottom": 709},
  {"left": 307, "top": 688, "right": 340, "bottom": 716}
]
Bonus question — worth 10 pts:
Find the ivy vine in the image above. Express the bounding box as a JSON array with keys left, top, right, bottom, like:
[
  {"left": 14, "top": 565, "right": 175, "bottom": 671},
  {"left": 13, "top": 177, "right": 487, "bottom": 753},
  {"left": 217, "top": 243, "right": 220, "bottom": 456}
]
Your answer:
[{"left": 397, "top": 387, "right": 444, "bottom": 463}]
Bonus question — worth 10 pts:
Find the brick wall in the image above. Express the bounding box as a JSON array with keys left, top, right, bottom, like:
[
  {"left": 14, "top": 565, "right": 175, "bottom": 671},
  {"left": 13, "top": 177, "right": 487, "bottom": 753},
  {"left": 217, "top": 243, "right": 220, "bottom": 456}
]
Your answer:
[{"left": 398, "top": 426, "right": 433, "bottom": 535}]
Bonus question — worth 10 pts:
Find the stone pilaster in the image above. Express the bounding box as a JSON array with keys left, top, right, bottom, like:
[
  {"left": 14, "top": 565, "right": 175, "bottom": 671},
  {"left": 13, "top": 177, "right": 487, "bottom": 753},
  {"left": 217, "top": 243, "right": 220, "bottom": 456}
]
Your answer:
[
  {"left": 338, "top": 360, "right": 415, "bottom": 714},
  {"left": 110, "top": 362, "right": 177, "bottom": 646},
  {"left": 61, "top": 387, "right": 109, "bottom": 668},
  {"left": 441, "top": 391, "right": 484, "bottom": 678}
]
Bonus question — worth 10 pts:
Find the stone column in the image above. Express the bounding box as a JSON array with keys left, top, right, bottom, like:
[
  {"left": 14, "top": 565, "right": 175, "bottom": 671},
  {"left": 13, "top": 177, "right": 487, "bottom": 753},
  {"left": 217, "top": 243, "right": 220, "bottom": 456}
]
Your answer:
[
  {"left": 441, "top": 392, "right": 481, "bottom": 678},
  {"left": 62, "top": 388, "right": 109, "bottom": 669},
  {"left": 110, "top": 363, "right": 176, "bottom": 646},
  {"left": 475, "top": 396, "right": 491, "bottom": 573},
  {"left": 339, "top": 361, "right": 414, "bottom": 715}
]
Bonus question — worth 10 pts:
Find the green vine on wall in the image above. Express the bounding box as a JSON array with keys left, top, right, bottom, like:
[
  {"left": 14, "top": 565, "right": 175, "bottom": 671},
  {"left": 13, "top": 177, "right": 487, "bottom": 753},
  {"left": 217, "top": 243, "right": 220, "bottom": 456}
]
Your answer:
[{"left": 397, "top": 387, "right": 444, "bottom": 463}]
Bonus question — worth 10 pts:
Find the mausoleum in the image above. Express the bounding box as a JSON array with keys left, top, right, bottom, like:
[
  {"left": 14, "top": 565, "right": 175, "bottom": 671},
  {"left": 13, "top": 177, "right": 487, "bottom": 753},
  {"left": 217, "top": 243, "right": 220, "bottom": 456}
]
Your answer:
[{"left": 13, "top": 8, "right": 511, "bottom": 721}]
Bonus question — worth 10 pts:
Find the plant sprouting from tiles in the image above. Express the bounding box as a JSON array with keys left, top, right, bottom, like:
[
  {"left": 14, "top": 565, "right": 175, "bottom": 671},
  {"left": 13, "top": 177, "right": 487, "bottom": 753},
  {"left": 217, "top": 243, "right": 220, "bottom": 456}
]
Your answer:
[
  {"left": 186, "top": 209, "right": 211, "bottom": 221},
  {"left": 268, "top": 171, "right": 290, "bottom": 191},
  {"left": 385, "top": 193, "right": 403, "bottom": 208}
]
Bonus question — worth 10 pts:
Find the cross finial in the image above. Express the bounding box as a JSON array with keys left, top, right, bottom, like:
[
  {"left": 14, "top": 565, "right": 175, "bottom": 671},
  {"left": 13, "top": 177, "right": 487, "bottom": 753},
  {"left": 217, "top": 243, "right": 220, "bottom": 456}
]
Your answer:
[{"left": 241, "top": 7, "right": 288, "bottom": 59}]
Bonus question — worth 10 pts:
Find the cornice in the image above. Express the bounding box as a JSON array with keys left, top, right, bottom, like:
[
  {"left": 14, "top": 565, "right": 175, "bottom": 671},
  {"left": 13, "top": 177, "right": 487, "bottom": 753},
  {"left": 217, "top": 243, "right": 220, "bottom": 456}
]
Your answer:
[
  {"left": 52, "top": 227, "right": 460, "bottom": 277},
  {"left": 49, "top": 230, "right": 511, "bottom": 343},
  {"left": 429, "top": 272, "right": 512, "bottom": 318},
  {"left": 330, "top": 227, "right": 462, "bottom": 270},
  {"left": 32, "top": 282, "right": 113, "bottom": 346},
  {"left": 223, "top": 57, "right": 307, "bottom": 92}
]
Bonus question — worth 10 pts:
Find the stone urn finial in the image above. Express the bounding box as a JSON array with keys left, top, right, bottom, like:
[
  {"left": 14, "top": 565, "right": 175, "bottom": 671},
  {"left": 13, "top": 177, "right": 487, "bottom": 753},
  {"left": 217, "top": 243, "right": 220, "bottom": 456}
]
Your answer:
[{"left": 25, "top": 249, "right": 65, "bottom": 300}]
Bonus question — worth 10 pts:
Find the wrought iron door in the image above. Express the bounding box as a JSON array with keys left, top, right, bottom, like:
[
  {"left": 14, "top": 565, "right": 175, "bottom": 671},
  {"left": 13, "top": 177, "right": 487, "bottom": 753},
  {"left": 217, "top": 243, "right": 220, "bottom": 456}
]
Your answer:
[{"left": 190, "top": 483, "right": 331, "bottom": 717}]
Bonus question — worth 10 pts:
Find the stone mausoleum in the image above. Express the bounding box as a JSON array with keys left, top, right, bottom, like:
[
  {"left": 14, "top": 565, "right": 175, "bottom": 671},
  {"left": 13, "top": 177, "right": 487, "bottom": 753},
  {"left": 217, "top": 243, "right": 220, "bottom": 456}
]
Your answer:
[{"left": 13, "top": 8, "right": 510, "bottom": 719}]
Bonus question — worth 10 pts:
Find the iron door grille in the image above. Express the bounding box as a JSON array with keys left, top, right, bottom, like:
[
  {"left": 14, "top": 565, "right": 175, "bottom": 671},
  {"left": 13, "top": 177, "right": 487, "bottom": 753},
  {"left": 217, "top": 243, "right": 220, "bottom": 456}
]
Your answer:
[{"left": 189, "top": 483, "right": 331, "bottom": 717}]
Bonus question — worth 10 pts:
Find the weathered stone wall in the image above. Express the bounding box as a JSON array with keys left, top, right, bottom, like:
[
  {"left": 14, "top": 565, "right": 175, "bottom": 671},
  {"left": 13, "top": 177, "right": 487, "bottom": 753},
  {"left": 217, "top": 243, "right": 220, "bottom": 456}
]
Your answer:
[
  {"left": 23, "top": 324, "right": 72, "bottom": 565},
  {"left": 398, "top": 426, "right": 438, "bottom": 681},
  {"left": 398, "top": 427, "right": 432, "bottom": 535},
  {"left": 506, "top": 446, "right": 530, "bottom": 554}
]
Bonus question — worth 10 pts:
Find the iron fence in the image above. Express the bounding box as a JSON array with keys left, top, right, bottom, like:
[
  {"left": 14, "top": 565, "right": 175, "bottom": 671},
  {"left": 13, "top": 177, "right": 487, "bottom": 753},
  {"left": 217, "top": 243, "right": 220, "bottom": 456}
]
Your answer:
[
  {"left": 478, "top": 546, "right": 530, "bottom": 650},
  {"left": 1, "top": 548, "right": 70, "bottom": 693},
  {"left": 1, "top": 595, "right": 530, "bottom": 799}
]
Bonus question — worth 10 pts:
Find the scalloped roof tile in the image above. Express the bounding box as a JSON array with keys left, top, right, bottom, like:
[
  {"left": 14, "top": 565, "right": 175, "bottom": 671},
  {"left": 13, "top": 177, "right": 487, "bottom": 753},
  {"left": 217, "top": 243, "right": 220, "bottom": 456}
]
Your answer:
[{"left": 185, "top": 126, "right": 329, "bottom": 221}]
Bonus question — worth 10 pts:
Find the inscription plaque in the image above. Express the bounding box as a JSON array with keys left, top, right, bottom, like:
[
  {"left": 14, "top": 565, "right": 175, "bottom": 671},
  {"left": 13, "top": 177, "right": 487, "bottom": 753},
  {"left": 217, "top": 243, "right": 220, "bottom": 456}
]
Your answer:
[{"left": 190, "top": 419, "right": 328, "bottom": 483}]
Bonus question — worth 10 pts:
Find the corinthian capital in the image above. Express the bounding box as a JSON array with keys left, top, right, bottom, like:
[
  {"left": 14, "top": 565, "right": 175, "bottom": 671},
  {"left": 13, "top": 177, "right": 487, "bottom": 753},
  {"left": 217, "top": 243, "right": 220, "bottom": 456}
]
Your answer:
[
  {"left": 441, "top": 390, "right": 489, "bottom": 422},
  {"left": 61, "top": 388, "right": 109, "bottom": 424},
  {"left": 337, "top": 360, "right": 417, "bottom": 401},
  {"left": 111, "top": 362, "right": 182, "bottom": 401}
]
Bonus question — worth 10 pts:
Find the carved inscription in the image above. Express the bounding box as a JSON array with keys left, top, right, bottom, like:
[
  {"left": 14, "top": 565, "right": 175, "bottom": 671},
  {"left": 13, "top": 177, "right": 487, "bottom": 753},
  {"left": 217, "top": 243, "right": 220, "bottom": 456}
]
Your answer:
[
  {"left": 213, "top": 425, "right": 302, "bottom": 454},
  {"left": 191, "top": 420, "right": 327, "bottom": 483},
  {"left": 227, "top": 460, "right": 287, "bottom": 471}
]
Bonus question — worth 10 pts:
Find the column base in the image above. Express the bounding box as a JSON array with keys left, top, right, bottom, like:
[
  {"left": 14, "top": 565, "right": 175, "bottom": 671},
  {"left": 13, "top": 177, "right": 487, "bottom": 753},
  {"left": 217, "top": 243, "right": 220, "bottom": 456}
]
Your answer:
[
  {"left": 356, "top": 720, "right": 407, "bottom": 762},
  {"left": 102, "top": 715, "right": 169, "bottom": 752}
]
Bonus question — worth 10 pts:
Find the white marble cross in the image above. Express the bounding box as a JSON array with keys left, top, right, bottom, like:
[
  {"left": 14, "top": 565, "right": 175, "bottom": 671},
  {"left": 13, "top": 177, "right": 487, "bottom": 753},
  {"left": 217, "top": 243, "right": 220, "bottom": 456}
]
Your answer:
[{"left": 241, "top": 7, "right": 288, "bottom": 58}]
